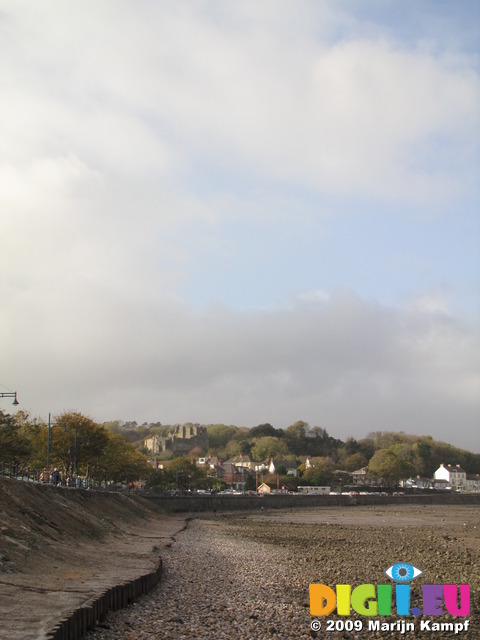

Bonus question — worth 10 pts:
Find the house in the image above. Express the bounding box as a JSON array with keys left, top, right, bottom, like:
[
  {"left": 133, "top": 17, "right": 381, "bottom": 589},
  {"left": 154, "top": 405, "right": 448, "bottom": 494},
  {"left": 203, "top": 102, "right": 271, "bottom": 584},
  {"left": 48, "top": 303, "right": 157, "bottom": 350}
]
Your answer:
[
  {"left": 404, "top": 476, "right": 433, "bottom": 490},
  {"left": 433, "top": 479, "right": 451, "bottom": 491},
  {"left": 268, "top": 459, "right": 298, "bottom": 476},
  {"left": 226, "top": 454, "right": 256, "bottom": 470},
  {"left": 351, "top": 467, "right": 372, "bottom": 486},
  {"left": 283, "top": 461, "right": 299, "bottom": 476},
  {"left": 434, "top": 464, "right": 467, "bottom": 491},
  {"left": 256, "top": 482, "right": 271, "bottom": 494},
  {"left": 197, "top": 456, "right": 220, "bottom": 469},
  {"left": 466, "top": 474, "right": 480, "bottom": 491},
  {"left": 220, "top": 462, "right": 253, "bottom": 491}
]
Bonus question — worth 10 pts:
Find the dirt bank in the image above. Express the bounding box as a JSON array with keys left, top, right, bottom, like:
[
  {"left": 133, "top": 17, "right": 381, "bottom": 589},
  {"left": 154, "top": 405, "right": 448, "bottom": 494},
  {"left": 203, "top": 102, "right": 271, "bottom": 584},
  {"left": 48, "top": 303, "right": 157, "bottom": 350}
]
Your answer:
[{"left": 0, "top": 477, "right": 185, "bottom": 640}]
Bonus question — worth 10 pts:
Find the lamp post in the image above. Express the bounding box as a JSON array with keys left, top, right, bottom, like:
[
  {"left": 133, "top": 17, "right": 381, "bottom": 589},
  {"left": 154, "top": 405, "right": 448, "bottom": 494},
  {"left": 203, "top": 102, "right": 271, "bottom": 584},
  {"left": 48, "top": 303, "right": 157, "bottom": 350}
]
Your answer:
[
  {"left": 46, "top": 413, "right": 58, "bottom": 473},
  {"left": 0, "top": 391, "right": 19, "bottom": 406}
]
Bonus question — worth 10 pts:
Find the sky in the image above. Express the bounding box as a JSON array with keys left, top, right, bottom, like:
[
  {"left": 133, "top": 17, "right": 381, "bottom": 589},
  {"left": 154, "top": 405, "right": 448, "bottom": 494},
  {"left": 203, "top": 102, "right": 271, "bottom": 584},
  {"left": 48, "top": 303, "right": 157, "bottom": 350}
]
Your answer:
[{"left": 1, "top": 0, "right": 479, "bottom": 451}]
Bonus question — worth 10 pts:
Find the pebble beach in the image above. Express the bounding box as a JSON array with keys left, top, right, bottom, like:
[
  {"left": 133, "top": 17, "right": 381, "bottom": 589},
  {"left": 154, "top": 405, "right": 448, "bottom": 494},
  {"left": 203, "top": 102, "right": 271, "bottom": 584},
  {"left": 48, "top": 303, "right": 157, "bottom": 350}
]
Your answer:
[{"left": 85, "top": 504, "right": 479, "bottom": 640}]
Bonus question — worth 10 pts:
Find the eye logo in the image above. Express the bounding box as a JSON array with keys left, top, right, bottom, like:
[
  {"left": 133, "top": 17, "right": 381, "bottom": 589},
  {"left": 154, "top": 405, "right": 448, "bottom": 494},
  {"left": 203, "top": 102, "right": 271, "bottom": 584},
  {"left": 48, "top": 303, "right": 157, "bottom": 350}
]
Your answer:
[{"left": 385, "top": 562, "right": 423, "bottom": 582}]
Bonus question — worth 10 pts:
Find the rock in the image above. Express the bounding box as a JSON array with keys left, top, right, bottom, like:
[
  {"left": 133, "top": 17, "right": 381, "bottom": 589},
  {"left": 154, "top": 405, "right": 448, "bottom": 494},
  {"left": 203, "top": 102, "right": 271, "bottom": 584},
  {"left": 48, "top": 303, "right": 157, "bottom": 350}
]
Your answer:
[{"left": 169, "top": 615, "right": 184, "bottom": 624}]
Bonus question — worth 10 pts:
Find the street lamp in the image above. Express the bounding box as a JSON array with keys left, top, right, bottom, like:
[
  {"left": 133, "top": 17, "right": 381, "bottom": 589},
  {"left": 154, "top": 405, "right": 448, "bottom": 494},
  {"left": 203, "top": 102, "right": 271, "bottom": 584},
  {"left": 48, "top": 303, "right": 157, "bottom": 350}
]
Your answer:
[
  {"left": 46, "top": 413, "right": 59, "bottom": 473},
  {"left": 0, "top": 391, "right": 19, "bottom": 405}
]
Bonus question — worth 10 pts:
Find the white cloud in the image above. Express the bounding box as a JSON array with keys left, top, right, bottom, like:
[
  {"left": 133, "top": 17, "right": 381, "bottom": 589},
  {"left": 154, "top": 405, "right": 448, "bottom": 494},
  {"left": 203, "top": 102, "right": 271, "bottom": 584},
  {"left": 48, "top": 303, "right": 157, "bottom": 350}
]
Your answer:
[
  {"left": 1, "top": 2, "right": 479, "bottom": 450},
  {"left": 1, "top": 2, "right": 478, "bottom": 201}
]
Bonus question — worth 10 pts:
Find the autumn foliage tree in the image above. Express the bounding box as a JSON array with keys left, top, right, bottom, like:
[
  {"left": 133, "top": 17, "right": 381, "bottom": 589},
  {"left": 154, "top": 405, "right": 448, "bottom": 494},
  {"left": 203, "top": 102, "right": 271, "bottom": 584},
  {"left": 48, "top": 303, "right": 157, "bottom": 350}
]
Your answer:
[{"left": 0, "top": 410, "right": 151, "bottom": 484}]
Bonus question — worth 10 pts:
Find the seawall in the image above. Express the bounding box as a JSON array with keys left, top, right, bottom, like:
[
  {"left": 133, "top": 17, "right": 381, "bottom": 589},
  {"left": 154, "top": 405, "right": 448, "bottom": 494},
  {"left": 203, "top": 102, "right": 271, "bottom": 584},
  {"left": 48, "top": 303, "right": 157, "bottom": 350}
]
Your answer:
[{"left": 144, "top": 491, "right": 480, "bottom": 512}]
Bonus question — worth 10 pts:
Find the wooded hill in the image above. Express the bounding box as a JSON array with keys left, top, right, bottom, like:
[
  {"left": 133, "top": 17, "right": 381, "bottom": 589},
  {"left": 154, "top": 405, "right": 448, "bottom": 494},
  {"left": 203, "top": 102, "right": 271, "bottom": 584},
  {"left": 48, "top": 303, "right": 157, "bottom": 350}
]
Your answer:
[
  {"left": 2, "top": 410, "right": 478, "bottom": 488},
  {"left": 103, "top": 419, "right": 480, "bottom": 484}
]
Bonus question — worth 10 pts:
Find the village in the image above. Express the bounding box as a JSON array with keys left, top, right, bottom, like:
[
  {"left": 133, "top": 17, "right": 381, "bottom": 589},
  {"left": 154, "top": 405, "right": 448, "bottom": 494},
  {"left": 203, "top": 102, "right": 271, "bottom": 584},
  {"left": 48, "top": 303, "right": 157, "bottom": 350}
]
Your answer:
[{"left": 143, "top": 428, "right": 480, "bottom": 495}]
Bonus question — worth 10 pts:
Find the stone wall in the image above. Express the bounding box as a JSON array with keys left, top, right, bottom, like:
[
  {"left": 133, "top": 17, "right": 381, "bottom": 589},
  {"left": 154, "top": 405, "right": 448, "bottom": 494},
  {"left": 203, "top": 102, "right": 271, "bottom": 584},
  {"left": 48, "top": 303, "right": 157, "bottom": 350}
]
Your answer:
[{"left": 145, "top": 491, "right": 480, "bottom": 513}]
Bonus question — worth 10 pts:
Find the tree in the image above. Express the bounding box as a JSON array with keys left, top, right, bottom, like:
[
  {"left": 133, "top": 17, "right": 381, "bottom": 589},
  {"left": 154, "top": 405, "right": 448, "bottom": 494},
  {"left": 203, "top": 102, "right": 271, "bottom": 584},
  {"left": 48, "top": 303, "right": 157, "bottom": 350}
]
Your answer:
[
  {"left": 14, "top": 412, "right": 47, "bottom": 468},
  {"left": 243, "top": 475, "right": 257, "bottom": 492},
  {"left": 342, "top": 453, "right": 368, "bottom": 472},
  {"left": 206, "top": 425, "right": 238, "bottom": 450},
  {"left": 250, "top": 423, "right": 283, "bottom": 439},
  {"left": 164, "top": 456, "right": 204, "bottom": 491},
  {"left": 51, "top": 412, "right": 110, "bottom": 477},
  {"left": 413, "top": 439, "right": 434, "bottom": 476},
  {"left": 239, "top": 440, "right": 252, "bottom": 455},
  {"left": 0, "top": 410, "right": 31, "bottom": 464},
  {"left": 284, "top": 421, "right": 309, "bottom": 455},
  {"left": 224, "top": 439, "right": 241, "bottom": 458},
  {"left": 100, "top": 430, "right": 151, "bottom": 484},
  {"left": 391, "top": 443, "right": 419, "bottom": 475},
  {"left": 307, "top": 426, "right": 342, "bottom": 458},
  {"left": 301, "top": 456, "right": 335, "bottom": 485},
  {"left": 357, "top": 437, "right": 375, "bottom": 460},
  {"left": 368, "top": 448, "right": 414, "bottom": 488},
  {"left": 251, "top": 436, "right": 288, "bottom": 462},
  {"left": 344, "top": 437, "right": 360, "bottom": 455}
]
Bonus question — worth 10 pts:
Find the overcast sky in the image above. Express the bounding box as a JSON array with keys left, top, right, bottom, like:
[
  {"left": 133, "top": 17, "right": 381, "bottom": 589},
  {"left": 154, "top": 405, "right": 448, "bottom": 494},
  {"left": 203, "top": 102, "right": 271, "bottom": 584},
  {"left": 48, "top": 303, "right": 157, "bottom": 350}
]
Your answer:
[{"left": 1, "top": 1, "right": 479, "bottom": 451}]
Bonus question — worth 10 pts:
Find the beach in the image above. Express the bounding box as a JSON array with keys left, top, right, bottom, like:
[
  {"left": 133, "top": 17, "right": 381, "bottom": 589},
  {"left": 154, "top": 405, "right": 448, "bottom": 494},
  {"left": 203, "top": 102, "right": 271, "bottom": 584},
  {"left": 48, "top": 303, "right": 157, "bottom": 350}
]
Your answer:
[{"left": 85, "top": 504, "right": 479, "bottom": 639}]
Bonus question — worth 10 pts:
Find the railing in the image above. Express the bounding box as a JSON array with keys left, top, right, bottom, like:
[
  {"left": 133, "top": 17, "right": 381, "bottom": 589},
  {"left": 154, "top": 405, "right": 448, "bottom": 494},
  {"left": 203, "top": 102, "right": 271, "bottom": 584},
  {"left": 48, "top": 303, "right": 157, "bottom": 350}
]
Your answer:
[
  {"left": 0, "top": 462, "right": 148, "bottom": 494},
  {"left": 0, "top": 462, "right": 102, "bottom": 489},
  {"left": 0, "top": 461, "right": 42, "bottom": 482}
]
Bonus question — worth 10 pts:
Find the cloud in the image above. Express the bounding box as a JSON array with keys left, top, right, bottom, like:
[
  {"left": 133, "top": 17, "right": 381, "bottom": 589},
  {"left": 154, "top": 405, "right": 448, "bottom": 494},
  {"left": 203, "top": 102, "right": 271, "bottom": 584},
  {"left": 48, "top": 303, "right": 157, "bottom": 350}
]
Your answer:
[
  {"left": 4, "top": 290, "right": 479, "bottom": 450},
  {"left": 0, "top": 2, "right": 479, "bottom": 451},
  {"left": 1, "top": 2, "right": 478, "bottom": 203}
]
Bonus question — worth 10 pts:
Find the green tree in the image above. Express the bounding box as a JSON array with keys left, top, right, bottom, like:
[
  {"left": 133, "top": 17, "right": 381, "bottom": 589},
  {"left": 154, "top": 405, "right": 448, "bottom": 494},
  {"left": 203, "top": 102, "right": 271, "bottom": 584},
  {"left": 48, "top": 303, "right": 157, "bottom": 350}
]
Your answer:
[
  {"left": 99, "top": 430, "right": 151, "bottom": 484},
  {"left": 239, "top": 440, "right": 252, "bottom": 455},
  {"left": 251, "top": 436, "right": 288, "bottom": 461},
  {"left": 244, "top": 475, "right": 257, "bottom": 492},
  {"left": 164, "top": 456, "right": 205, "bottom": 491},
  {"left": 342, "top": 452, "right": 368, "bottom": 472},
  {"left": 302, "top": 456, "right": 335, "bottom": 485},
  {"left": 284, "top": 420, "right": 309, "bottom": 455},
  {"left": 250, "top": 423, "right": 283, "bottom": 438},
  {"left": 224, "top": 439, "right": 241, "bottom": 458},
  {"left": 0, "top": 410, "right": 31, "bottom": 463},
  {"left": 206, "top": 425, "right": 238, "bottom": 450},
  {"left": 50, "top": 412, "right": 110, "bottom": 477},
  {"left": 413, "top": 438, "right": 434, "bottom": 476},
  {"left": 391, "top": 443, "right": 419, "bottom": 475},
  {"left": 344, "top": 437, "right": 360, "bottom": 455},
  {"left": 368, "top": 448, "right": 414, "bottom": 488}
]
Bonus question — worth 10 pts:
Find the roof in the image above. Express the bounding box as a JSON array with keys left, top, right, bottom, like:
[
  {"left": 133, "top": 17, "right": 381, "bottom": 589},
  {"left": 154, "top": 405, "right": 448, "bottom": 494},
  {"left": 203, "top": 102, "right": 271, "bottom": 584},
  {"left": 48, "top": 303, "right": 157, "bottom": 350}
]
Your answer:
[
  {"left": 351, "top": 467, "right": 368, "bottom": 475},
  {"left": 439, "top": 463, "right": 466, "bottom": 473}
]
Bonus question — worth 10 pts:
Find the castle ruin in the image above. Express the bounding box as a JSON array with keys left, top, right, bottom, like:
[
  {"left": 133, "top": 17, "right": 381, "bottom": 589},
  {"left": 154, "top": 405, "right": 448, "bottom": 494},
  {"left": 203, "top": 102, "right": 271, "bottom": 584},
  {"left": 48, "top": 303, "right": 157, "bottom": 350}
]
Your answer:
[{"left": 144, "top": 423, "right": 208, "bottom": 456}]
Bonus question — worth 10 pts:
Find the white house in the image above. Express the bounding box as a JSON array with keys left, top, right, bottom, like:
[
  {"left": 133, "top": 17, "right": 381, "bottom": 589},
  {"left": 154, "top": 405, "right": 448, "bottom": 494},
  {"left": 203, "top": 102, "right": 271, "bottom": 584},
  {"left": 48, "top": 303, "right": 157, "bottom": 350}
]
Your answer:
[
  {"left": 434, "top": 464, "right": 467, "bottom": 490},
  {"left": 268, "top": 459, "right": 298, "bottom": 476},
  {"left": 405, "top": 476, "right": 433, "bottom": 489}
]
